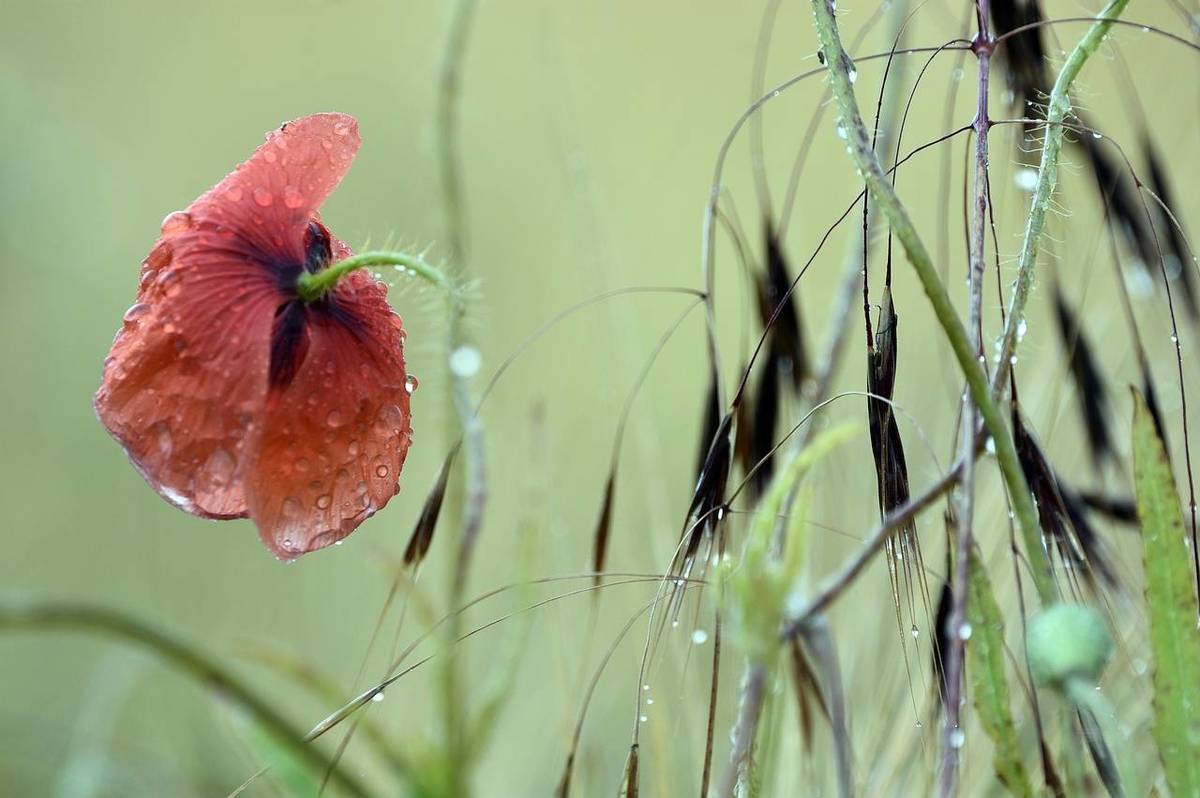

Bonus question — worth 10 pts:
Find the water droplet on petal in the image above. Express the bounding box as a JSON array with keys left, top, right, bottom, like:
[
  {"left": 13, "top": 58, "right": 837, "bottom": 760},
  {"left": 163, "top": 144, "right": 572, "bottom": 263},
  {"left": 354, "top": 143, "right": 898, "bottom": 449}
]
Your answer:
[
  {"left": 253, "top": 187, "right": 274, "bottom": 207},
  {"left": 204, "top": 448, "right": 235, "bottom": 486},
  {"left": 405, "top": 374, "right": 419, "bottom": 394},
  {"left": 160, "top": 211, "right": 193, "bottom": 235},
  {"left": 283, "top": 185, "right": 304, "bottom": 209},
  {"left": 316, "top": 494, "right": 332, "bottom": 509},
  {"left": 226, "top": 185, "right": 243, "bottom": 201},
  {"left": 123, "top": 303, "right": 150, "bottom": 323},
  {"left": 326, "top": 409, "right": 344, "bottom": 427}
]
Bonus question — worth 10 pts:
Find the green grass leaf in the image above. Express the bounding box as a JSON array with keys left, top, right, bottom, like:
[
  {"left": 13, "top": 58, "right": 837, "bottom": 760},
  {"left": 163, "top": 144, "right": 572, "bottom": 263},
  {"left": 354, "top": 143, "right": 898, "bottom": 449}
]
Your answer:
[
  {"left": 966, "top": 547, "right": 1033, "bottom": 798},
  {"left": 1131, "top": 388, "right": 1200, "bottom": 794}
]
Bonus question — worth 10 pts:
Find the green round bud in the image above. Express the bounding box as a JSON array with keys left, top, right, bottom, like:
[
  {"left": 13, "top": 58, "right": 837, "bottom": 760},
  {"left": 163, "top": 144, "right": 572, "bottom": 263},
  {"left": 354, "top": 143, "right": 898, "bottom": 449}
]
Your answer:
[{"left": 1026, "top": 603, "right": 1113, "bottom": 688}]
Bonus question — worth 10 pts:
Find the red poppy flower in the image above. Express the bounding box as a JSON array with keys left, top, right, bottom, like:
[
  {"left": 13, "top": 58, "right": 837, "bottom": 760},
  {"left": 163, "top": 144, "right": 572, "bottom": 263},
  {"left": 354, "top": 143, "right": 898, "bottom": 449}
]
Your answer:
[{"left": 95, "top": 112, "right": 413, "bottom": 560}]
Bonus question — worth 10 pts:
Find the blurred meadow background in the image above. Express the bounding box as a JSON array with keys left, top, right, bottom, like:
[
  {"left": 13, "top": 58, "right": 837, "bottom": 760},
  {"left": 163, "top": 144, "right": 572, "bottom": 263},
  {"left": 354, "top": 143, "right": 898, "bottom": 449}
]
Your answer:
[{"left": 1, "top": 0, "right": 1198, "bottom": 795}]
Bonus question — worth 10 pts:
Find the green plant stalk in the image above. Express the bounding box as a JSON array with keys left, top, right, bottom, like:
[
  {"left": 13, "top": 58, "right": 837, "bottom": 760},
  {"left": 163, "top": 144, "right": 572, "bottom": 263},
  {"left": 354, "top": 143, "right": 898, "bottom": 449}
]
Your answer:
[
  {"left": 1131, "top": 389, "right": 1200, "bottom": 795},
  {"left": 990, "top": 0, "right": 1130, "bottom": 390},
  {"left": 297, "top": 250, "right": 456, "bottom": 302},
  {"left": 807, "top": 0, "right": 1053, "bottom": 603},
  {"left": 0, "top": 599, "right": 372, "bottom": 798}
]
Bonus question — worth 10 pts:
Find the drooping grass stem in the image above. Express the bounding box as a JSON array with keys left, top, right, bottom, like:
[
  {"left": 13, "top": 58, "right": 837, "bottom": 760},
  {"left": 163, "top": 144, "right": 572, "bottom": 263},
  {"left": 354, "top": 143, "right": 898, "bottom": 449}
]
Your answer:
[{"left": 806, "top": 0, "right": 1054, "bottom": 603}]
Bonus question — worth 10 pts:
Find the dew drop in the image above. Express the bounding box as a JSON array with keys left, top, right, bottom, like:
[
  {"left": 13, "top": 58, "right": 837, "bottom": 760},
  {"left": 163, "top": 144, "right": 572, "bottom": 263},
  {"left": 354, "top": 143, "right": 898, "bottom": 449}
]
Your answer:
[
  {"left": 204, "top": 448, "right": 235, "bottom": 486},
  {"left": 283, "top": 185, "right": 304, "bottom": 209},
  {"left": 405, "top": 374, "right": 420, "bottom": 394},
  {"left": 957, "top": 623, "right": 973, "bottom": 641},
  {"left": 848, "top": 66, "right": 858, "bottom": 84},
  {"left": 326, "top": 409, "right": 344, "bottom": 427},
  {"left": 1016, "top": 318, "right": 1028, "bottom": 340},
  {"left": 375, "top": 464, "right": 389, "bottom": 478},
  {"left": 449, "top": 346, "right": 481, "bottom": 377},
  {"left": 1014, "top": 168, "right": 1038, "bottom": 192},
  {"left": 949, "top": 728, "right": 966, "bottom": 748},
  {"left": 253, "top": 187, "right": 274, "bottom": 207},
  {"left": 316, "top": 494, "right": 332, "bottom": 510},
  {"left": 639, "top": 715, "right": 648, "bottom": 723},
  {"left": 911, "top": 625, "right": 920, "bottom": 640},
  {"left": 226, "top": 185, "right": 244, "bottom": 201},
  {"left": 160, "top": 211, "right": 193, "bottom": 235},
  {"left": 371, "top": 692, "right": 385, "bottom": 703},
  {"left": 692, "top": 629, "right": 709, "bottom": 645},
  {"left": 123, "top": 303, "right": 150, "bottom": 323},
  {"left": 835, "top": 122, "right": 848, "bottom": 140}
]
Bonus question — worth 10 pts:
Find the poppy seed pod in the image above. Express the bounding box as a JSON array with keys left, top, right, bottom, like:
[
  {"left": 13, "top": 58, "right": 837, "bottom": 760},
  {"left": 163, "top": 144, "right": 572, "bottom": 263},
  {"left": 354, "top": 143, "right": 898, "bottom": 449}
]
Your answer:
[{"left": 1026, "top": 603, "right": 1113, "bottom": 688}]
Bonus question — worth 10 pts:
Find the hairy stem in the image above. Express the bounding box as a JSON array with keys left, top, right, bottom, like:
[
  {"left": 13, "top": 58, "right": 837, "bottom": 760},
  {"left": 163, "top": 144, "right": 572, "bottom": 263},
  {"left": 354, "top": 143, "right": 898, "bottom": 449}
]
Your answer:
[
  {"left": 297, "top": 250, "right": 455, "bottom": 301},
  {"left": 990, "top": 0, "right": 1130, "bottom": 391},
  {"left": 807, "top": 0, "right": 1053, "bottom": 603},
  {"left": 0, "top": 600, "right": 373, "bottom": 798}
]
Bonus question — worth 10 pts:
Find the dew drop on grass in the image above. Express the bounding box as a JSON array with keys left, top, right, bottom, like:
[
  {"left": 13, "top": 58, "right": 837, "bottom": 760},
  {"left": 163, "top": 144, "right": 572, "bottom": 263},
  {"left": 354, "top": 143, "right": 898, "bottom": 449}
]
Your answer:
[
  {"left": 957, "top": 623, "right": 973, "bottom": 641},
  {"left": 848, "top": 66, "right": 858, "bottom": 84},
  {"left": 949, "top": 728, "right": 966, "bottom": 748},
  {"left": 449, "top": 345, "right": 481, "bottom": 377},
  {"left": 692, "top": 629, "right": 709, "bottom": 645},
  {"left": 372, "top": 692, "right": 385, "bottom": 703},
  {"left": 1014, "top": 168, "right": 1038, "bottom": 191},
  {"left": 910, "top": 625, "right": 919, "bottom": 640},
  {"left": 985, "top": 437, "right": 996, "bottom": 455},
  {"left": 835, "top": 122, "right": 848, "bottom": 140},
  {"left": 639, "top": 715, "right": 648, "bottom": 723}
]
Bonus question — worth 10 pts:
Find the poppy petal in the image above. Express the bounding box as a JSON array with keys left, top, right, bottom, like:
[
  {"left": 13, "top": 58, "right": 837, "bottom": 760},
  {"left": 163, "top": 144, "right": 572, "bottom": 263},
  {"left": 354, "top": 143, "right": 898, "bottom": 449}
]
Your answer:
[
  {"left": 244, "top": 270, "right": 412, "bottom": 559},
  {"left": 189, "top": 113, "right": 361, "bottom": 269},
  {"left": 95, "top": 221, "right": 279, "bottom": 518},
  {"left": 95, "top": 113, "right": 364, "bottom": 522}
]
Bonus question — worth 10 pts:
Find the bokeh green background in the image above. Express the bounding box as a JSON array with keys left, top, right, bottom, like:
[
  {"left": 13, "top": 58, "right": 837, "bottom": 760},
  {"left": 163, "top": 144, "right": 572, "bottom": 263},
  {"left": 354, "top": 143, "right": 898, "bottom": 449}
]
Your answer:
[{"left": 2, "top": 1, "right": 1195, "bottom": 795}]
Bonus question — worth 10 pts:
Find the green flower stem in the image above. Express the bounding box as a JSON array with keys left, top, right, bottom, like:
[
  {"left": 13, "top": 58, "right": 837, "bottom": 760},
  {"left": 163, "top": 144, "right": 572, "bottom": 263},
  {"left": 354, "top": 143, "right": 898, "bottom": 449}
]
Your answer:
[
  {"left": 296, "top": 250, "right": 455, "bottom": 302},
  {"left": 0, "top": 599, "right": 372, "bottom": 798},
  {"left": 991, "top": 0, "right": 1130, "bottom": 391},
  {"left": 808, "top": 0, "right": 1054, "bottom": 603}
]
